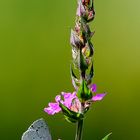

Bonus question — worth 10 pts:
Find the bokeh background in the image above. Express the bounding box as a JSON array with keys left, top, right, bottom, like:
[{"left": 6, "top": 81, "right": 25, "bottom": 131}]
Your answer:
[{"left": 0, "top": 0, "right": 140, "bottom": 140}]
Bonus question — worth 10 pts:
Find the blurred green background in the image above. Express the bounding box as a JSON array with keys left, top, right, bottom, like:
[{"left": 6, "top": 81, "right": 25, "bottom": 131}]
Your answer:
[{"left": 0, "top": 0, "right": 140, "bottom": 140}]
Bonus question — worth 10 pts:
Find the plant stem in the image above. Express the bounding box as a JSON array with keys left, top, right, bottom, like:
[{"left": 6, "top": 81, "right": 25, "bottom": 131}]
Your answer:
[{"left": 75, "top": 119, "right": 84, "bottom": 140}]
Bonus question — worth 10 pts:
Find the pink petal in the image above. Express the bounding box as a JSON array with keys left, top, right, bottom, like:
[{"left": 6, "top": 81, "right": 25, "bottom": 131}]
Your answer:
[
  {"left": 44, "top": 102, "right": 61, "bottom": 115},
  {"left": 76, "top": 1, "right": 85, "bottom": 16},
  {"left": 55, "top": 95, "right": 61, "bottom": 102},
  {"left": 92, "top": 93, "right": 106, "bottom": 101},
  {"left": 61, "top": 92, "right": 77, "bottom": 108},
  {"left": 90, "top": 84, "right": 97, "bottom": 92},
  {"left": 44, "top": 107, "right": 56, "bottom": 115}
]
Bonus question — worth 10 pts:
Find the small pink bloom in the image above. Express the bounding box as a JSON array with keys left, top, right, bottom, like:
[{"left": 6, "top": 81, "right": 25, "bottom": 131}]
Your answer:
[
  {"left": 90, "top": 84, "right": 106, "bottom": 101},
  {"left": 44, "top": 92, "right": 80, "bottom": 115},
  {"left": 90, "top": 84, "right": 97, "bottom": 92},
  {"left": 44, "top": 102, "right": 61, "bottom": 115},
  {"left": 92, "top": 93, "right": 106, "bottom": 101}
]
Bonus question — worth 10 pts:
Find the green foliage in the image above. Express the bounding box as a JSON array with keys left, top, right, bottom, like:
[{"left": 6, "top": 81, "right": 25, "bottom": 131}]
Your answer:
[
  {"left": 77, "top": 80, "right": 92, "bottom": 101},
  {"left": 59, "top": 102, "right": 84, "bottom": 123},
  {"left": 79, "top": 50, "right": 88, "bottom": 71},
  {"left": 70, "top": 66, "right": 80, "bottom": 89},
  {"left": 86, "top": 62, "right": 94, "bottom": 85},
  {"left": 102, "top": 133, "right": 112, "bottom": 140}
]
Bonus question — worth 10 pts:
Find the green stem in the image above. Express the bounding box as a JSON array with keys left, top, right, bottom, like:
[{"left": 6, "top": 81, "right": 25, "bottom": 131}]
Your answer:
[{"left": 75, "top": 119, "right": 84, "bottom": 140}]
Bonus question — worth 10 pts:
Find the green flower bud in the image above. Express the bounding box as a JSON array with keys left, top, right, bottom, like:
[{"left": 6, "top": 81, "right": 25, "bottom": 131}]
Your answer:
[{"left": 77, "top": 80, "right": 93, "bottom": 101}]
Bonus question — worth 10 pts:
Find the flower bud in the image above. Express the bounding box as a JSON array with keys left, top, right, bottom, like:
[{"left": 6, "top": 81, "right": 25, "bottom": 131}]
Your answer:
[
  {"left": 77, "top": 80, "right": 93, "bottom": 101},
  {"left": 71, "top": 48, "right": 88, "bottom": 71},
  {"left": 70, "top": 29, "right": 84, "bottom": 48},
  {"left": 77, "top": 0, "right": 95, "bottom": 22},
  {"left": 59, "top": 102, "right": 84, "bottom": 123},
  {"left": 82, "top": 0, "right": 90, "bottom": 3},
  {"left": 82, "top": 41, "right": 94, "bottom": 58},
  {"left": 76, "top": 0, "right": 86, "bottom": 17},
  {"left": 87, "top": 10, "right": 95, "bottom": 22}
]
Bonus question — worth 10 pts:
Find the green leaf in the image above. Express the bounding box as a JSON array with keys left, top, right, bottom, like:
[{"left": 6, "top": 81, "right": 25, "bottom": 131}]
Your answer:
[
  {"left": 79, "top": 50, "right": 88, "bottom": 71},
  {"left": 77, "top": 80, "right": 92, "bottom": 101},
  {"left": 72, "top": 46, "right": 79, "bottom": 68},
  {"left": 64, "top": 115, "right": 77, "bottom": 123},
  {"left": 70, "top": 66, "right": 80, "bottom": 89},
  {"left": 80, "top": 18, "right": 90, "bottom": 39},
  {"left": 59, "top": 102, "right": 84, "bottom": 123},
  {"left": 87, "top": 62, "right": 94, "bottom": 85},
  {"left": 102, "top": 133, "right": 112, "bottom": 140},
  {"left": 89, "top": 0, "right": 93, "bottom": 9},
  {"left": 72, "top": 48, "right": 88, "bottom": 71}
]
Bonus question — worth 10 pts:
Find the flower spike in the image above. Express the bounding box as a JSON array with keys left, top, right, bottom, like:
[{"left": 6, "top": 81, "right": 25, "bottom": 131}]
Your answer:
[{"left": 44, "top": 0, "right": 108, "bottom": 139}]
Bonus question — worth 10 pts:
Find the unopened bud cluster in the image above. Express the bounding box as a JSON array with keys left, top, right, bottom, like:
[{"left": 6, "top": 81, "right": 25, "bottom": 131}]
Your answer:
[
  {"left": 70, "top": 0, "right": 95, "bottom": 101},
  {"left": 44, "top": 0, "right": 106, "bottom": 124}
]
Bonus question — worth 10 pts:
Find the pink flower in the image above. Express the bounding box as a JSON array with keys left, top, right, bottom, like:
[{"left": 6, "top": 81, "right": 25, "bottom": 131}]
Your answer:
[
  {"left": 90, "top": 84, "right": 106, "bottom": 101},
  {"left": 44, "top": 84, "right": 106, "bottom": 115},
  {"left": 44, "top": 92, "right": 80, "bottom": 115}
]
